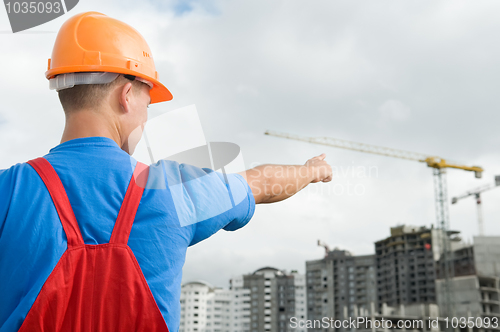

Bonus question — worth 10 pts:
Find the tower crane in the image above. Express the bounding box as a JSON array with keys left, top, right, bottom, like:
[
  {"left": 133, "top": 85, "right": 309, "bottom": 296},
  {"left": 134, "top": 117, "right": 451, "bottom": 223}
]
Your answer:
[
  {"left": 317, "top": 240, "right": 330, "bottom": 258},
  {"left": 264, "top": 130, "right": 483, "bottom": 319},
  {"left": 451, "top": 176, "right": 500, "bottom": 236}
]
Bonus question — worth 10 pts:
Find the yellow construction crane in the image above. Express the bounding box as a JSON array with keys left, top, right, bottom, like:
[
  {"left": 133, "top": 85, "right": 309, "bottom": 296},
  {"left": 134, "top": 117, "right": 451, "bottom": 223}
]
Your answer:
[
  {"left": 264, "top": 130, "right": 484, "bottom": 319},
  {"left": 264, "top": 130, "right": 483, "bottom": 176}
]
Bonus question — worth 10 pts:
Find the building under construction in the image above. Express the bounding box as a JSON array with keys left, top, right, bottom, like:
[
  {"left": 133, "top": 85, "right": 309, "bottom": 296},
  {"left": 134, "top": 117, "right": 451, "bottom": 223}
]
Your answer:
[
  {"left": 436, "top": 275, "right": 500, "bottom": 330},
  {"left": 435, "top": 236, "right": 500, "bottom": 322},
  {"left": 375, "top": 225, "right": 451, "bottom": 311},
  {"left": 309, "top": 226, "right": 500, "bottom": 331}
]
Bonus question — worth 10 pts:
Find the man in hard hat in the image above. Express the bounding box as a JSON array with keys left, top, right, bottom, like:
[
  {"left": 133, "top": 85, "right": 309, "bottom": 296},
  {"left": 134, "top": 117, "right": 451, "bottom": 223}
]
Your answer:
[{"left": 0, "top": 12, "right": 332, "bottom": 331}]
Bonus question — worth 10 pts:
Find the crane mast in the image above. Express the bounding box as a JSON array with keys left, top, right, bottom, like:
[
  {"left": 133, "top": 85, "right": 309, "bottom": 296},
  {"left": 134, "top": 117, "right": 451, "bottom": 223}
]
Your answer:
[{"left": 265, "top": 130, "right": 484, "bottom": 321}]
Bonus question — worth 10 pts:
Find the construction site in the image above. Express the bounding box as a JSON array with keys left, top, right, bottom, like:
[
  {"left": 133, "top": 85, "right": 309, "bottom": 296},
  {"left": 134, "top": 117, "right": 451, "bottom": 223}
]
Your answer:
[
  {"left": 180, "top": 228, "right": 500, "bottom": 332},
  {"left": 2, "top": 1, "right": 500, "bottom": 332},
  {"left": 178, "top": 131, "right": 500, "bottom": 332}
]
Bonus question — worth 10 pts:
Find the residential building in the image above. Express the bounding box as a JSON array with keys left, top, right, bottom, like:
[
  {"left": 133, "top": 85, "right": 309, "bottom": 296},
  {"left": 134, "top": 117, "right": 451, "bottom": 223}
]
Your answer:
[
  {"left": 236, "top": 267, "right": 306, "bottom": 332},
  {"left": 357, "top": 302, "right": 443, "bottom": 332},
  {"left": 179, "top": 280, "right": 249, "bottom": 332},
  {"left": 375, "top": 225, "right": 447, "bottom": 310},
  {"left": 435, "top": 236, "right": 500, "bottom": 325},
  {"left": 306, "top": 249, "right": 376, "bottom": 330},
  {"left": 436, "top": 275, "right": 500, "bottom": 330},
  {"left": 230, "top": 275, "right": 253, "bottom": 332}
]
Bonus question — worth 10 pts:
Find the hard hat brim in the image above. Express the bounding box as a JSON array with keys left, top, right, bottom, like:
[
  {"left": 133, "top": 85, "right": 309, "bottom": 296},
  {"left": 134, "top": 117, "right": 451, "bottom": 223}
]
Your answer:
[
  {"left": 149, "top": 78, "right": 173, "bottom": 104},
  {"left": 46, "top": 66, "right": 173, "bottom": 104}
]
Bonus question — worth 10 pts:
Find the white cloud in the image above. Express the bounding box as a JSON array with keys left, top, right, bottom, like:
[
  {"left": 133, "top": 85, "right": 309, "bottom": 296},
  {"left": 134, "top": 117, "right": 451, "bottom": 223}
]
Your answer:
[{"left": 378, "top": 99, "right": 411, "bottom": 122}]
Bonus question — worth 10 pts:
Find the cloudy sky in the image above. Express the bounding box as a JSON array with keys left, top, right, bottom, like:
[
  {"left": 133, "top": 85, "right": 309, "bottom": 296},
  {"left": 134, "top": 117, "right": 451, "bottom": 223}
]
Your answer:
[{"left": 1, "top": 0, "right": 500, "bottom": 288}]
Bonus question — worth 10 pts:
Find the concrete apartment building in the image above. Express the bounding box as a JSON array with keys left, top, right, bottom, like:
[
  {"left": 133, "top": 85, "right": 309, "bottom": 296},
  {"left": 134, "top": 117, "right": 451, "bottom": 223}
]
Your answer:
[
  {"left": 180, "top": 268, "right": 305, "bottom": 332},
  {"left": 436, "top": 275, "right": 500, "bottom": 330},
  {"left": 357, "top": 303, "right": 443, "bottom": 332},
  {"left": 306, "top": 249, "right": 376, "bottom": 329},
  {"left": 469, "top": 236, "right": 500, "bottom": 278},
  {"left": 179, "top": 230, "right": 500, "bottom": 332},
  {"left": 435, "top": 236, "right": 500, "bottom": 326},
  {"left": 376, "top": 227, "right": 500, "bottom": 327},
  {"left": 236, "top": 267, "right": 307, "bottom": 332},
  {"left": 228, "top": 275, "right": 252, "bottom": 332},
  {"left": 374, "top": 225, "right": 450, "bottom": 310},
  {"left": 179, "top": 280, "right": 250, "bottom": 332},
  {"left": 436, "top": 236, "right": 500, "bottom": 279}
]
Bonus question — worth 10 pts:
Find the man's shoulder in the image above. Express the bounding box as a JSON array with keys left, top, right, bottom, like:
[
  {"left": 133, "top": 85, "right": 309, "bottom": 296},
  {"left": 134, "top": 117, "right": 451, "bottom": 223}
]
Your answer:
[
  {"left": 0, "top": 161, "right": 43, "bottom": 215},
  {"left": 0, "top": 161, "right": 36, "bottom": 183}
]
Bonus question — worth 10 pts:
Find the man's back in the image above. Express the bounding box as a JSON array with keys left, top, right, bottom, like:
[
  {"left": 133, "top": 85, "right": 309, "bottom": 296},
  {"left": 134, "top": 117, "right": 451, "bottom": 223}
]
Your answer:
[{"left": 0, "top": 137, "right": 255, "bottom": 331}]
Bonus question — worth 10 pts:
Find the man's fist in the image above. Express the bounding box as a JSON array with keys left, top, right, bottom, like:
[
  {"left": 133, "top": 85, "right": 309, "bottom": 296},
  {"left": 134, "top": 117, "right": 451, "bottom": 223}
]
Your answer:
[{"left": 304, "top": 153, "right": 333, "bottom": 183}]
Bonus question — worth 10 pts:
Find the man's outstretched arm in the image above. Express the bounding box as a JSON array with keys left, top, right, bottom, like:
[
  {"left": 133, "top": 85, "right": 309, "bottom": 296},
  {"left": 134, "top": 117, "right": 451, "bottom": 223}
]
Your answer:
[{"left": 238, "top": 153, "right": 333, "bottom": 204}]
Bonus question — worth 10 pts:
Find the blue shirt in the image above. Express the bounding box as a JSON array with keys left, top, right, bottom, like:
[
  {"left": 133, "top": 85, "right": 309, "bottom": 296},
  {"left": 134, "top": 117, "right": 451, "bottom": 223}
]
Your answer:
[{"left": 0, "top": 137, "right": 255, "bottom": 332}]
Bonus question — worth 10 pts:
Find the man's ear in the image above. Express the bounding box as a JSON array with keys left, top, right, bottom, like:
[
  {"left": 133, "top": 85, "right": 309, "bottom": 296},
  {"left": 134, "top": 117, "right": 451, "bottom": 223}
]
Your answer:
[{"left": 118, "top": 82, "right": 134, "bottom": 114}]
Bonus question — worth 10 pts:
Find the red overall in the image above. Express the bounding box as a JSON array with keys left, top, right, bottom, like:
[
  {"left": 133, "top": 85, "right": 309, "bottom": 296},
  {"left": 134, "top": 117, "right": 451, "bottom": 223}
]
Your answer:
[{"left": 19, "top": 158, "right": 169, "bottom": 332}]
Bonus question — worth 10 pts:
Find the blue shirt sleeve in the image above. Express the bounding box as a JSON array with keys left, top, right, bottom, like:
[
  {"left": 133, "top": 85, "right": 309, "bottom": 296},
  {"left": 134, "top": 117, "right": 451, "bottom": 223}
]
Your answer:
[
  {"left": 0, "top": 167, "right": 16, "bottom": 238},
  {"left": 160, "top": 160, "right": 255, "bottom": 246}
]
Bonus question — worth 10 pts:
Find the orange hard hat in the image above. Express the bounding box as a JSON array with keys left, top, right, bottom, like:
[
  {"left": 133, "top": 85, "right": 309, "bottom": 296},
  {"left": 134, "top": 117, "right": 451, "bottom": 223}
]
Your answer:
[{"left": 46, "top": 11, "right": 172, "bottom": 103}]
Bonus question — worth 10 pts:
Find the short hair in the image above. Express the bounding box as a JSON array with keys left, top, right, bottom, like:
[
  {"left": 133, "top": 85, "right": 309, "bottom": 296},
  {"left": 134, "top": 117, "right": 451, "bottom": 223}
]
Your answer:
[{"left": 58, "top": 74, "right": 147, "bottom": 114}]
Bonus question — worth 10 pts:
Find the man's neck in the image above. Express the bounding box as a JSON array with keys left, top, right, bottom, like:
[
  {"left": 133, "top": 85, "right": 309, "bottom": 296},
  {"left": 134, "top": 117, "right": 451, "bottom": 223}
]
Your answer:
[{"left": 61, "top": 109, "right": 124, "bottom": 149}]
